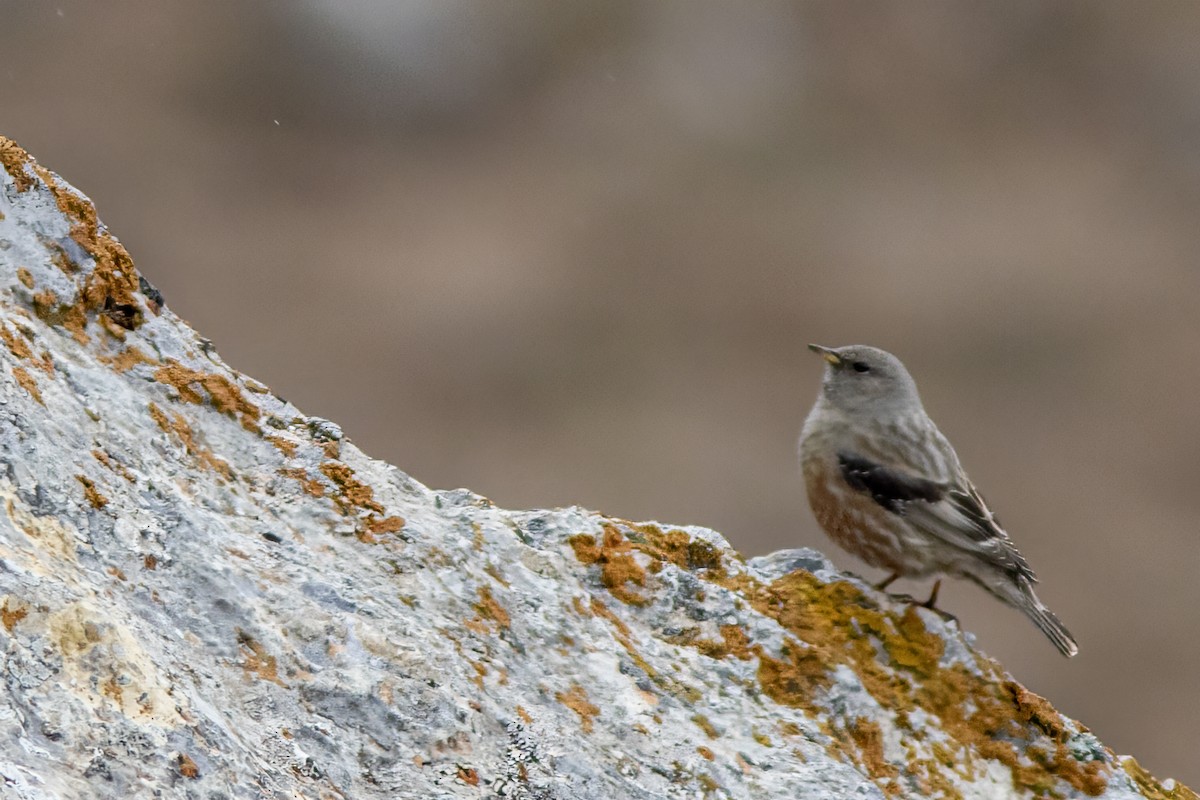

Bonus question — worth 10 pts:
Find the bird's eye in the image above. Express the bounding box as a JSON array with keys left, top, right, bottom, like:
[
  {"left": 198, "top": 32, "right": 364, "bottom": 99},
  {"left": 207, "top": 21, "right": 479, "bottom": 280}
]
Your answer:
[{"left": 852, "top": 361, "right": 870, "bottom": 373}]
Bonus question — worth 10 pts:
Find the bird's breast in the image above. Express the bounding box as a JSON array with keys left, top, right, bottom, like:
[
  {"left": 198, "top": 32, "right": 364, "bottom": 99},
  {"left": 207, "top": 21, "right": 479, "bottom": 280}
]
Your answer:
[{"left": 801, "top": 446, "right": 936, "bottom": 577}]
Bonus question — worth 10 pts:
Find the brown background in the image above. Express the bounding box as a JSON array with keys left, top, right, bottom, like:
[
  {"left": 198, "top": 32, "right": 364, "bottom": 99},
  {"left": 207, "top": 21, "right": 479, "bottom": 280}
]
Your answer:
[{"left": 3, "top": 1, "right": 1197, "bottom": 786}]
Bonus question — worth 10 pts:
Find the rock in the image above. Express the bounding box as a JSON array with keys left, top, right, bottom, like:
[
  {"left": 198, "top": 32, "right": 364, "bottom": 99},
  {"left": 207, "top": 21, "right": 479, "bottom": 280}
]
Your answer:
[{"left": 0, "top": 135, "right": 1190, "bottom": 800}]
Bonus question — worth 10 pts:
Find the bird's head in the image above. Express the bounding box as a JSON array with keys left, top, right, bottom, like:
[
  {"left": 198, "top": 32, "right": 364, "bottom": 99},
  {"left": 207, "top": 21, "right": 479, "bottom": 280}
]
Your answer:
[{"left": 807, "top": 344, "right": 923, "bottom": 418}]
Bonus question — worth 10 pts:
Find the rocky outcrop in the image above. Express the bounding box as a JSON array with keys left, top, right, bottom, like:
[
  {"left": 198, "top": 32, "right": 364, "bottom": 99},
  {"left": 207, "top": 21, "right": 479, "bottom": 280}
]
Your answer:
[{"left": 0, "top": 136, "right": 1191, "bottom": 799}]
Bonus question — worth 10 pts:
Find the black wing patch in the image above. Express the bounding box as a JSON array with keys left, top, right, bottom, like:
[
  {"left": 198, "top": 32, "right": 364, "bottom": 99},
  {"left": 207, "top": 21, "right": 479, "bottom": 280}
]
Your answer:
[
  {"left": 837, "top": 452, "right": 944, "bottom": 514},
  {"left": 838, "top": 450, "right": 1036, "bottom": 581}
]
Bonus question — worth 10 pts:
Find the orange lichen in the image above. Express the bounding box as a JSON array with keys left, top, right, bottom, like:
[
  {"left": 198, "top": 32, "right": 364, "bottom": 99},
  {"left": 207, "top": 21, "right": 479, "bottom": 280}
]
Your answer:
[
  {"left": 11, "top": 366, "right": 42, "bottom": 404},
  {"left": 237, "top": 630, "right": 287, "bottom": 687},
  {"left": 31, "top": 290, "right": 55, "bottom": 317},
  {"left": 279, "top": 467, "right": 325, "bottom": 497},
  {"left": 847, "top": 718, "right": 898, "bottom": 781},
  {"left": 154, "top": 360, "right": 260, "bottom": 430},
  {"left": 30, "top": 288, "right": 89, "bottom": 344},
  {"left": 692, "top": 714, "right": 719, "bottom": 739},
  {"left": 517, "top": 706, "right": 533, "bottom": 724},
  {"left": 468, "top": 660, "right": 487, "bottom": 690},
  {"left": 177, "top": 754, "right": 200, "bottom": 779},
  {"left": 472, "top": 585, "right": 511, "bottom": 631},
  {"left": 148, "top": 402, "right": 233, "bottom": 479},
  {"left": 362, "top": 514, "right": 405, "bottom": 536},
  {"left": 586, "top": 596, "right": 700, "bottom": 703},
  {"left": 0, "top": 137, "right": 36, "bottom": 191},
  {"left": 1, "top": 599, "right": 28, "bottom": 632},
  {"left": 556, "top": 684, "right": 599, "bottom": 733},
  {"left": 319, "top": 462, "right": 384, "bottom": 514},
  {"left": 16, "top": 268, "right": 34, "bottom": 289},
  {"left": 106, "top": 345, "right": 153, "bottom": 373},
  {"left": 49, "top": 194, "right": 142, "bottom": 327},
  {"left": 92, "top": 449, "right": 135, "bottom": 482},
  {"left": 695, "top": 624, "right": 754, "bottom": 661},
  {"left": 98, "top": 312, "right": 130, "bottom": 341},
  {"left": 48, "top": 242, "right": 77, "bottom": 275},
  {"left": 563, "top": 521, "right": 1128, "bottom": 797},
  {"left": 632, "top": 525, "right": 724, "bottom": 573},
  {"left": 484, "top": 563, "right": 510, "bottom": 587},
  {"left": 456, "top": 766, "right": 480, "bottom": 786},
  {"left": 1122, "top": 758, "right": 1199, "bottom": 800},
  {"left": 75, "top": 475, "right": 108, "bottom": 509},
  {"left": 1007, "top": 682, "right": 1065, "bottom": 739},
  {"left": 1, "top": 138, "right": 146, "bottom": 339},
  {"left": 754, "top": 637, "right": 830, "bottom": 713},
  {"left": 589, "top": 597, "right": 631, "bottom": 639},
  {"left": 267, "top": 435, "right": 297, "bottom": 457},
  {"left": 697, "top": 746, "right": 715, "bottom": 761},
  {"left": 0, "top": 325, "right": 32, "bottom": 360},
  {"left": 567, "top": 527, "right": 649, "bottom": 605}
]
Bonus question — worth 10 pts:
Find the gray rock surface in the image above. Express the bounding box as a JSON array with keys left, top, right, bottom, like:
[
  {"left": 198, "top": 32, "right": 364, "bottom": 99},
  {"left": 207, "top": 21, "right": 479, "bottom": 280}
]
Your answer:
[{"left": 0, "top": 136, "right": 1190, "bottom": 800}]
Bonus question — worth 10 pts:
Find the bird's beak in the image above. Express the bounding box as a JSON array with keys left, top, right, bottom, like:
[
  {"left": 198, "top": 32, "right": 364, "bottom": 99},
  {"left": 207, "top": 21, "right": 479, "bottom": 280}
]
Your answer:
[{"left": 807, "top": 343, "right": 843, "bottom": 367}]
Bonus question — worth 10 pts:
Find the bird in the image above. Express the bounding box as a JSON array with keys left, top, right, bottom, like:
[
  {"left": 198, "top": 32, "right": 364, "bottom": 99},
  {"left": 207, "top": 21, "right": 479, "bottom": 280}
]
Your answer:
[{"left": 798, "top": 343, "right": 1077, "bottom": 657}]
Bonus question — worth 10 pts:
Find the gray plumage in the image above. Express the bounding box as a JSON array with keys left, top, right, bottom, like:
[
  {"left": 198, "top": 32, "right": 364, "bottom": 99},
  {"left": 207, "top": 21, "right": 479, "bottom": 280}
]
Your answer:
[{"left": 799, "top": 343, "right": 1077, "bottom": 657}]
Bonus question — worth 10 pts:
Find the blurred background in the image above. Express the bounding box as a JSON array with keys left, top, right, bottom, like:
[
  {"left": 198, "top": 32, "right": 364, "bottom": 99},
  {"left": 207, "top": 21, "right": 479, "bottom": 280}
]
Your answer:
[{"left": 3, "top": 0, "right": 1198, "bottom": 786}]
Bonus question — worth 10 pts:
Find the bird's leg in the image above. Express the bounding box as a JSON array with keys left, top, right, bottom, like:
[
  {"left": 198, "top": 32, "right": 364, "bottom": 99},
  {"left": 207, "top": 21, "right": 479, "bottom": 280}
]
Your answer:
[
  {"left": 912, "top": 579, "right": 958, "bottom": 621},
  {"left": 921, "top": 579, "right": 942, "bottom": 610},
  {"left": 874, "top": 572, "right": 900, "bottom": 591}
]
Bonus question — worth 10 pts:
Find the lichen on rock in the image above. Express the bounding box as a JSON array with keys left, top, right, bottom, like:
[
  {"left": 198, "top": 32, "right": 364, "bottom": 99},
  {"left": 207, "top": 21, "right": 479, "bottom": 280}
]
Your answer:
[{"left": 0, "top": 135, "right": 1192, "bottom": 799}]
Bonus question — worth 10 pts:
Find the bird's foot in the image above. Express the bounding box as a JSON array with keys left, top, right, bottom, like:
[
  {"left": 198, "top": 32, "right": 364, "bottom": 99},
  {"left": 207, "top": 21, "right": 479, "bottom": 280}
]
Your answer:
[
  {"left": 888, "top": 580, "right": 958, "bottom": 621},
  {"left": 913, "top": 581, "right": 958, "bottom": 621}
]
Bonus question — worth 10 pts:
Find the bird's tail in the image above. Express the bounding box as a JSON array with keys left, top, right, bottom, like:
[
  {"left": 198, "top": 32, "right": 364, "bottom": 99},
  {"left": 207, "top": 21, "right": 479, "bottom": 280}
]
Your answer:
[
  {"left": 1021, "top": 589, "right": 1078, "bottom": 658},
  {"left": 977, "top": 574, "right": 1078, "bottom": 657}
]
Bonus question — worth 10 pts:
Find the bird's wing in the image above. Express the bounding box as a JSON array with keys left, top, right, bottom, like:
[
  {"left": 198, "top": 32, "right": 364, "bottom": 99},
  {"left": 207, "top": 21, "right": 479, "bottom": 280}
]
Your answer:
[{"left": 837, "top": 451, "right": 1036, "bottom": 581}]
